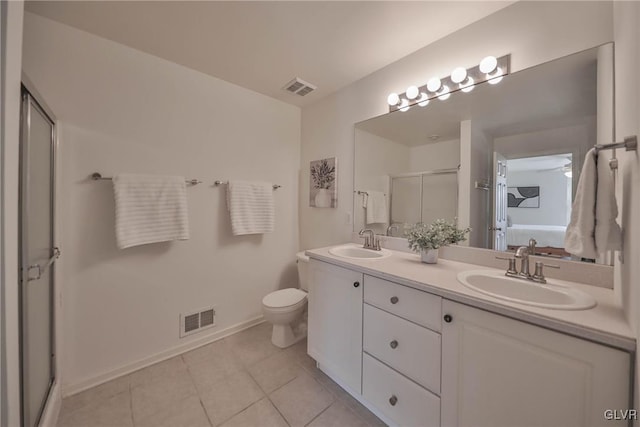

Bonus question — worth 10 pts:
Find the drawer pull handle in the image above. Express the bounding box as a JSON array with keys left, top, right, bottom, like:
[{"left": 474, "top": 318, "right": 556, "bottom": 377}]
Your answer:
[
  {"left": 389, "top": 395, "right": 398, "bottom": 406},
  {"left": 390, "top": 340, "right": 398, "bottom": 349},
  {"left": 353, "top": 281, "right": 360, "bottom": 288},
  {"left": 444, "top": 314, "right": 453, "bottom": 323},
  {"left": 390, "top": 296, "right": 399, "bottom": 304}
]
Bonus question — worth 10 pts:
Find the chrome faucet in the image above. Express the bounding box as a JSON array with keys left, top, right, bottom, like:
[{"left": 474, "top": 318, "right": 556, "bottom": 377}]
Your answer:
[
  {"left": 514, "top": 246, "right": 531, "bottom": 278},
  {"left": 498, "top": 244, "right": 559, "bottom": 284},
  {"left": 386, "top": 224, "right": 399, "bottom": 236},
  {"left": 359, "top": 228, "right": 380, "bottom": 250}
]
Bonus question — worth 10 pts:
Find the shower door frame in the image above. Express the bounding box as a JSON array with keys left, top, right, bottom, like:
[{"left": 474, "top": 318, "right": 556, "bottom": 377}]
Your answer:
[{"left": 19, "top": 78, "right": 57, "bottom": 427}]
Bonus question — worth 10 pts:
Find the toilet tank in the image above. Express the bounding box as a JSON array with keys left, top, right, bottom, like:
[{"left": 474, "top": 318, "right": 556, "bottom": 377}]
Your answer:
[{"left": 296, "top": 251, "right": 310, "bottom": 291}]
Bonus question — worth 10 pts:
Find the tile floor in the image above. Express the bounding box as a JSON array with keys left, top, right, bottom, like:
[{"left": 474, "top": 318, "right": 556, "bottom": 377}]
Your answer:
[{"left": 57, "top": 322, "right": 386, "bottom": 427}]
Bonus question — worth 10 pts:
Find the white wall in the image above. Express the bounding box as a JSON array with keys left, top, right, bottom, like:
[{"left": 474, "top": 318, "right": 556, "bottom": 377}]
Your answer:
[
  {"left": 507, "top": 169, "right": 569, "bottom": 226},
  {"left": 299, "top": 1, "right": 614, "bottom": 250},
  {"left": 22, "top": 13, "right": 301, "bottom": 391},
  {"left": 1, "top": 1, "right": 24, "bottom": 425},
  {"left": 353, "top": 129, "right": 409, "bottom": 234},
  {"left": 613, "top": 1, "right": 640, "bottom": 414},
  {"left": 459, "top": 121, "right": 492, "bottom": 248},
  {"left": 409, "top": 139, "right": 459, "bottom": 172}
]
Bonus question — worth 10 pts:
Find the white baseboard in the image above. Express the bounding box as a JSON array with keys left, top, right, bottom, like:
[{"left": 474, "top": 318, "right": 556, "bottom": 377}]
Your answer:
[
  {"left": 62, "top": 316, "right": 265, "bottom": 397},
  {"left": 39, "top": 381, "right": 62, "bottom": 427}
]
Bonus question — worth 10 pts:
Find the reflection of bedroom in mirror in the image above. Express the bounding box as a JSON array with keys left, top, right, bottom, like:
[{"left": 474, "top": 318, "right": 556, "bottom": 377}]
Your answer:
[
  {"left": 353, "top": 43, "right": 613, "bottom": 264},
  {"left": 503, "top": 154, "right": 573, "bottom": 257}
]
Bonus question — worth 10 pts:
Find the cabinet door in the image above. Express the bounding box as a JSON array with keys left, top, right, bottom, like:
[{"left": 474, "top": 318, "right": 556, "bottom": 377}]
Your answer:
[
  {"left": 441, "top": 300, "right": 631, "bottom": 427},
  {"left": 308, "top": 260, "right": 363, "bottom": 393}
]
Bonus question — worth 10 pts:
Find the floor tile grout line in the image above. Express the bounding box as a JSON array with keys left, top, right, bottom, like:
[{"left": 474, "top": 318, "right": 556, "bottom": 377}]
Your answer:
[
  {"left": 128, "top": 382, "right": 135, "bottom": 427},
  {"left": 265, "top": 394, "right": 292, "bottom": 427},
  {"left": 203, "top": 369, "right": 266, "bottom": 427},
  {"left": 198, "top": 396, "right": 214, "bottom": 427},
  {"left": 302, "top": 400, "right": 334, "bottom": 427}
]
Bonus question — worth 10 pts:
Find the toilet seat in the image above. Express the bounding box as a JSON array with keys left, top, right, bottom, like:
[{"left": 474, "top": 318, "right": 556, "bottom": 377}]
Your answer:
[{"left": 262, "top": 288, "right": 307, "bottom": 309}]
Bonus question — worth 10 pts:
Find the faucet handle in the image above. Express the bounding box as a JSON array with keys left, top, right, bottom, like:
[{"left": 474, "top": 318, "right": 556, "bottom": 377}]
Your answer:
[
  {"left": 496, "top": 256, "right": 517, "bottom": 275},
  {"left": 532, "top": 261, "right": 560, "bottom": 283}
]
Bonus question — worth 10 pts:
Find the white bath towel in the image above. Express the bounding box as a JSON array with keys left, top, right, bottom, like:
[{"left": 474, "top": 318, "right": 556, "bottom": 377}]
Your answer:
[
  {"left": 365, "top": 190, "right": 388, "bottom": 224},
  {"left": 594, "top": 151, "right": 622, "bottom": 252},
  {"left": 565, "top": 148, "right": 622, "bottom": 258},
  {"left": 227, "top": 180, "right": 275, "bottom": 235},
  {"left": 565, "top": 149, "right": 598, "bottom": 258},
  {"left": 113, "top": 174, "right": 190, "bottom": 249}
]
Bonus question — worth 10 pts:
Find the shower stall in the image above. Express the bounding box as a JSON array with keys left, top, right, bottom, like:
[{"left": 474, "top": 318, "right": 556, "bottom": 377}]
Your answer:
[
  {"left": 389, "top": 168, "right": 459, "bottom": 230},
  {"left": 19, "top": 79, "right": 58, "bottom": 427}
]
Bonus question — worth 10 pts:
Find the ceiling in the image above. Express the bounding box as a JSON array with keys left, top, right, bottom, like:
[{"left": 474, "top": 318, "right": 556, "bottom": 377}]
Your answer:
[
  {"left": 24, "top": 1, "right": 512, "bottom": 107},
  {"left": 355, "top": 46, "right": 599, "bottom": 146},
  {"left": 507, "top": 154, "right": 572, "bottom": 172}
]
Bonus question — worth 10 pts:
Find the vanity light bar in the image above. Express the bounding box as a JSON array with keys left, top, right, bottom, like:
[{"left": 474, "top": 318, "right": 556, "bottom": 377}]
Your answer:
[{"left": 387, "top": 55, "right": 511, "bottom": 113}]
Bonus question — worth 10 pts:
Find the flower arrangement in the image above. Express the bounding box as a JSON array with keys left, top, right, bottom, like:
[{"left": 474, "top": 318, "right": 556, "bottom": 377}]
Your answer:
[
  {"left": 405, "top": 219, "right": 471, "bottom": 252},
  {"left": 310, "top": 159, "right": 335, "bottom": 189}
]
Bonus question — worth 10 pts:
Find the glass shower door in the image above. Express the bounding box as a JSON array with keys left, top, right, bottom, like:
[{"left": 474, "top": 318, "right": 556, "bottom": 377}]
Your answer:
[{"left": 20, "top": 88, "right": 56, "bottom": 427}]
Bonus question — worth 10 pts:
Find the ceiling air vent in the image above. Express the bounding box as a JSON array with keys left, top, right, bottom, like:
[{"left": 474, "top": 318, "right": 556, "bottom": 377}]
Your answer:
[
  {"left": 282, "top": 77, "right": 317, "bottom": 97},
  {"left": 180, "top": 306, "right": 216, "bottom": 338}
]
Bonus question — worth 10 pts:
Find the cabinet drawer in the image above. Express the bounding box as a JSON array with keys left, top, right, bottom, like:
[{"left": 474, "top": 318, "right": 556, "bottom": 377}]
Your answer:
[
  {"left": 364, "top": 275, "right": 442, "bottom": 331},
  {"left": 364, "top": 304, "right": 441, "bottom": 395},
  {"left": 363, "top": 353, "right": 440, "bottom": 427}
]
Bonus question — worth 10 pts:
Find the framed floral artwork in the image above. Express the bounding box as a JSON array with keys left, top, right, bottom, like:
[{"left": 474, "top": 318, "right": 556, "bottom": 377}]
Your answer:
[{"left": 310, "top": 157, "right": 337, "bottom": 208}]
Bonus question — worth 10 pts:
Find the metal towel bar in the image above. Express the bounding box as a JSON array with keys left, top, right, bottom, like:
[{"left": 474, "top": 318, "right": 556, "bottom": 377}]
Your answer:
[
  {"left": 91, "top": 172, "right": 202, "bottom": 186},
  {"left": 214, "top": 180, "right": 281, "bottom": 190}
]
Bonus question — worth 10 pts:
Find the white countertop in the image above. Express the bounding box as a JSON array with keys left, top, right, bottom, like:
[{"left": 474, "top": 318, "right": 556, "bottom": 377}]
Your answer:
[{"left": 306, "top": 244, "right": 636, "bottom": 352}]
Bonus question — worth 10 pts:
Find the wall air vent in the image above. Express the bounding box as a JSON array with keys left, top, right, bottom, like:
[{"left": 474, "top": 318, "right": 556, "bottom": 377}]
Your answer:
[
  {"left": 180, "top": 306, "right": 216, "bottom": 338},
  {"left": 282, "top": 77, "right": 317, "bottom": 96}
]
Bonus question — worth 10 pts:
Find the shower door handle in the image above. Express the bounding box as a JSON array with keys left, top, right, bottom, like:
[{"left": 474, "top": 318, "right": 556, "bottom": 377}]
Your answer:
[{"left": 27, "top": 247, "right": 61, "bottom": 282}]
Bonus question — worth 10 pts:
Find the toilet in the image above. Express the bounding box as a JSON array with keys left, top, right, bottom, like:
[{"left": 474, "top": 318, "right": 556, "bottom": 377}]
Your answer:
[{"left": 262, "top": 251, "right": 309, "bottom": 348}]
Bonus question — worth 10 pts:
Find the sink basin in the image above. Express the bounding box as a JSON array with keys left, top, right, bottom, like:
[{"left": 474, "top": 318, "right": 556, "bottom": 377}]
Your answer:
[
  {"left": 457, "top": 270, "right": 596, "bottom": 310},
  {"left": 329, "top": 244, "right": 392, "bottom": 260}
]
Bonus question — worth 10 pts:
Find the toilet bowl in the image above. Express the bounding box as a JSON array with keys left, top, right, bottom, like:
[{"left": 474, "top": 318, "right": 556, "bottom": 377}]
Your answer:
[{"left": 262, "top": 252, "right": 309, "bottom": 348}]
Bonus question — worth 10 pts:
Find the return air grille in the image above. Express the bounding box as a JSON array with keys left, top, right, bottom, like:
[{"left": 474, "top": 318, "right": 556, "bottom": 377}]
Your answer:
[
  {"left": 180, "top": 306, "right": 216, "bottom": 338},
  {"left": 282, "top": 77, "right": 317, "bottom": 97}
]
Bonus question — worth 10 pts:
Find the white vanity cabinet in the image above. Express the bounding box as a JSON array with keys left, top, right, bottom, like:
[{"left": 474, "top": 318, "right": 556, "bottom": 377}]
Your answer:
[
  {"left": 363, "top": 275, "right": 442, "bottom": 426},
  {"left": 307, "top": 259, "right": 363, "bottom": 393},
  {"left": 441, "top": 300, "right": 631, "bottom": 427},
  {"left": 307, "top": 256, "right": 632, "bottom": 427}
]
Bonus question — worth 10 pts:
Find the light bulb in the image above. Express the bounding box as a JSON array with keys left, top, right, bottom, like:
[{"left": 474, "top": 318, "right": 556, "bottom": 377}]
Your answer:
[
  {"left": 406, "top": 85, "right": 419, "bottom": 100},
  {"left": 399, "top": 99, "right": 410, "bottom": 112},
  {"left": 436, "top": 85, "right": 450, "bottom": 101},
  {"left": 451, "top": 67, "right": 467, "bottom": 84},
  {"left": 427, "top": 77, "right": 441, "bottom": 93},
  {"left": 417, "top": 92, "right": 429, "bottom": 107},
  {"left": 479, "top": 56, "right": 498, "bottom": 74},
  {"left": 460, "top": 76, "right": 475, "bottom": 92},
  {"left": 488, "top": 67, "right": 504, "bottom": 85},
  {"left": 387, "top": 93, "right": 400, "bottom": 106}
]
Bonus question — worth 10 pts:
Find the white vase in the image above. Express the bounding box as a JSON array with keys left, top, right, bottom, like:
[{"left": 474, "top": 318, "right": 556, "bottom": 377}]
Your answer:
[
  {"left": 421, "top": 249, "right": 439, "bottom": 264},
  {"left": 314, "top": 188, "right": 332, "bottom": 208}
]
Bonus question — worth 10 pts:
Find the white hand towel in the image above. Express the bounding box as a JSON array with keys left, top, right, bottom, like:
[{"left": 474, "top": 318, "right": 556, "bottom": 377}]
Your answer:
[
  {"left": 565, "top": 148, "right": 622, "bottom": 258},
  {"left": 564, "top": 149, "right": 598, "bottom": 258},
  {"left": 227, "top": 180, "right": 275, "bottom": 235},
  {"left": 595, "top": 151, "right": 622, "bottom": 252},
  {"left": 365, "top": 191, "right": 388, "bottom": 224},
  {"left": 113, "top": 174, "right": 190, "bottom": 249}
]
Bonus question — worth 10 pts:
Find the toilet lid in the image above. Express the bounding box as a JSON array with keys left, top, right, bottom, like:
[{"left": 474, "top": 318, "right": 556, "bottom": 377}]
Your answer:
[{"left": 262, "top": 288, "right": 307, "bottom": 308}]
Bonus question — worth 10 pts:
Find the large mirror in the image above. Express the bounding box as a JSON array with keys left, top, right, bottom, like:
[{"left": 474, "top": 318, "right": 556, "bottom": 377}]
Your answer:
[{"left": 354, "top": 43, "right": 614, "bottom": 264}]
